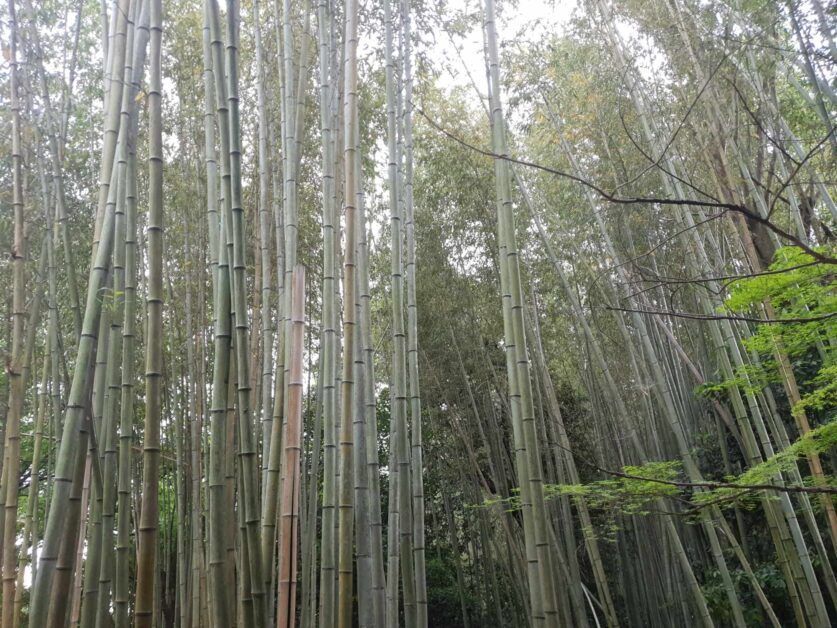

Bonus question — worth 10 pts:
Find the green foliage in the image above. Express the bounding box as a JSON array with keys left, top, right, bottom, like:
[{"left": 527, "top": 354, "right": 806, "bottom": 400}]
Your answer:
[
  {"left": 723, "top": 246, "right": 835, "bottom": 358},
  {"left": 793, "top": 364, "right": 837, "bottom": 418},
  {"left": 482, "top": 460, "right": 681, "bottom": 522},
  {"left": 425, "top": 555, "right": 480, "bottom": 628},
  {"left": 484, "top": 418, "right": 835, "bottom": 524},
  {"left": 703, "top": 562, "right": 788, "bottom": 627},
  {"left": 547, "top": 461, "right": 682, "bottom": 513},
  {"left": 703, "top": 245, "right": 837, "bottom": 424},
  {"left": 693, "top": 418, "right": 837, "bottom": 509}
]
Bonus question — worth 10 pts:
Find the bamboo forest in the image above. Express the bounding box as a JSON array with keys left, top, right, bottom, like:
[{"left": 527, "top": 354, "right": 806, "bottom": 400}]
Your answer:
[{"left": 1, "top": 0, "right": 837, "bottom": 625}]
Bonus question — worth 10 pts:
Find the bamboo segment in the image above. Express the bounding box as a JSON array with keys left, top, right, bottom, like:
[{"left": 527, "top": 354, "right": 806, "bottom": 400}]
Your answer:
[
  {"left": 278, "top": 266, "right": 306, "bottom": 628},
  {"left": 133, "top": 0, "right": 162, "bottom": 621},
  {"left": 337, "top": 1, "right": 359, "bottom": 626},
  {"left": 2, "top": 0, "right": 27, "bottom": 618},
  {"left": 483, "top": 0, "right": 560, "bottom": 622}
]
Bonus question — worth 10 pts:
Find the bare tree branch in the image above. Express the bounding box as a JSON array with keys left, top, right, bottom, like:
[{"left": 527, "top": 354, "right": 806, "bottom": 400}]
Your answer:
[
  {"left": 415, "top": 106, "right": 837, "bottom": 265},
  {"left": 603, "top": 304, "right": 836, "bottom": 325}
]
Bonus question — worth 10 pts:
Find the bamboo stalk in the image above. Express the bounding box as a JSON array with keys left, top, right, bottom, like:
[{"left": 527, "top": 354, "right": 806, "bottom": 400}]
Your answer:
[
  {"left": 133, "top": 0, "right": 163, "bottom": 619},
  {"left": 277, "top": 267, "right": 306, "bottom": 628}
]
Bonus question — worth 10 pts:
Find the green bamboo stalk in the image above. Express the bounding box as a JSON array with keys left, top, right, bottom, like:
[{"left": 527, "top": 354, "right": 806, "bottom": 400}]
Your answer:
[
  {"left": 19, "top": 0, "right": 84, "bottom": 339},
  {"left": 337, "top": 0, "right": 359, "bottom": 624},
  {"left": 1, "top": 0, "right": 27, "bottom": 616},
  {"left": 68, "top": 449, "right": 94, "bottom": 627},
  {"left": 351, "top": 135, "right": 374, "bottom": 628},
  {"left": 399, "top": 3, "right": 427, "bottom": 622},
  {"left": 317, "top": 0, "right": 337, "bottom": 628},
  {"left": 254, "top": 0, "right": 274, "bottom": 513},
  {"left": 443, "top": 493, "right": 470, "bottom": 628},
  {"left": 267, "top": 5, "right": 313, "bottom": 614},
  {"left": 173, "top": 313, "right": 189, "bottom": 628},
  {"left": 301, "top": 333, "right": 324, "bottom": 628},
  {"left": 13, "top": 354, "right": 49, "bottom": 628},
  {"left": 27, "top": 21, "right": 131, "bottom": 627},
  {"left": 90, "top": 4, "right": 146, "bottom": 621},
  {"left": 14, "top": 149, "right": 58, "bottom": 627},
  {"left": 384, "top": 1, "right": 417, "bottom": 624},
  {"left": 315, "top": 0, "right": 339, "bottom": 624},
  {"left": 202, "top": 8, "right": 233, "bottom": 628},
  {"left": 113, "top": 23, "right": 145, "bottom": 621},
  {"left": 483, "top": 0, "right": 560, "bottom": 622},
  {"left": 133, "top": 0, "right": 162, "bottom": 619},
  {"left": 223, "top": 1, "right": 267, "bottom": 621},
  {"left": 185, "top": 222, "right": 206, "bottom": 628},
  {"left": 475, "top": 12, "right": 545, "bottom": 625},
  {"left": 358, "top": 170, "right": 386, "bottom": 628},
  {"left": 204, "top": 1, "right": 237, "bottom": 623},
  {"left": 91, "top": 0, "right": 133, "bottom": 260}
]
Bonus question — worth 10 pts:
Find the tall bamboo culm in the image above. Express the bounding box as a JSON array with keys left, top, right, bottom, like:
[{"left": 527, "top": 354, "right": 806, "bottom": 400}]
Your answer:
[
  {"left": 337, "top": 0, "right": 359, "bottom": 624},
  {"left": 317, "top": 1, "right": 339, "bottom": 625},
  {"left": 2, "top": 0, "right": 27, "bottom": 619},
  {"left": 400, "top": 2, "right": 428, "bottom": 622},
  {"left": 133, "top": 0, "right": 162, "bottom": 621},
  {"left": 278, "top": 266, "right": 306, "bottom": 628},
  {"left": 27, "top": 3, "right": 133, "bottom": 624},
  {"left": 483, "top": 0, "right": 560, "bottom": 622}
]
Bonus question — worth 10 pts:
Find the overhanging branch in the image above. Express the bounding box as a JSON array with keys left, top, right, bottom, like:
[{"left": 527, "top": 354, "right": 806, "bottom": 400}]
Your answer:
[{"left": 416, "top": 107, "right": 837, "bottom": 266}]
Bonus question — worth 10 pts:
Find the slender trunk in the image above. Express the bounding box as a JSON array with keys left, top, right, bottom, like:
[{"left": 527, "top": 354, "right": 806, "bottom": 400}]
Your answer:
[
  {"left": 337, "top": 1, "right": 359, "bottom": 623},
  {"left": 316, "top": 1, "right": 339, "bottom": 623},
  {"left": 277, "top": 267, "right": 305, "bottom": 628},
  {"left": 133, "top": 0, "right": 163, "bottom": 620},
  {"left": 483, "top": 1, "right": 559, "bottom": 622},
  {"left": 400, "top": 3, "right": 427, "bottom": 623},
  {"left": 384, "top": 1, "right": 417, "bottom": 624},
  {"left": 2, "top": 1, "right": 27, "bottom": 616}
]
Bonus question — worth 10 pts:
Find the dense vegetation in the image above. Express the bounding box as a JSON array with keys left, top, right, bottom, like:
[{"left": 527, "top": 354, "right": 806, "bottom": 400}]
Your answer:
[{"left": 0, "top": 0, "right": 834, "bottom": 626}]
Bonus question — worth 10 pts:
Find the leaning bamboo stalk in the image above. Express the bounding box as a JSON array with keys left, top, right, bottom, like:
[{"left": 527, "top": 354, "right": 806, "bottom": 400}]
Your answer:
[
  {"left": 483, "top": 0, "right": 559, "bottom": 621},
  {"left": 14, "top": 166, "right": 54, "bottom": 606},
  {"left": 91, "top": 0, "right": 133, "bottom": 257},
  {"left": 19, "top": 0, "right": 84, "bottom": 338},
  {"left": 91, "top": 3, "right": 147, "bottom": 620},
  {"left": 475, "top": 13, "right": 544, "bottom": 625},
  {"left": 591, "top": 4, "right": 828, "bottom": 618},
  {"left": 661, "top": 3, "right": 837, "bottom": 554},
  {"left": 558, "top": 12, "right": 787, "bottom": 619},
  {"left": 27, "top": 27, "right": 130, "bottom": 628},
  {"left": 254, "top": 0, "right": 274, "bottom": 510},
  {"left": 548, "top": 98, "right": 784, "bottom": 621},
  {"left": 278, "top": 267, "right": 306, "bottom": 628},
  {"left": 517, "top": 172, "right": 621, "bottom": 628}
]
